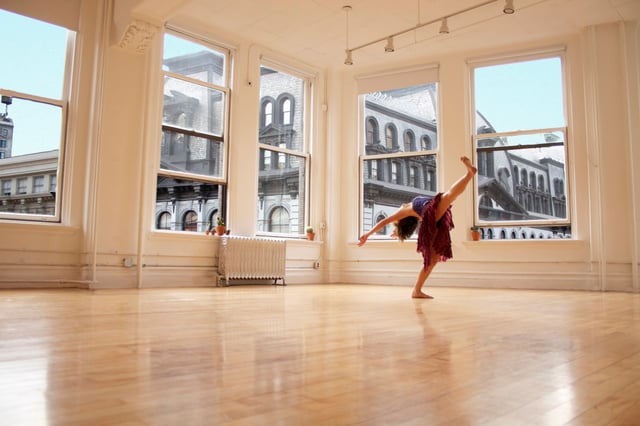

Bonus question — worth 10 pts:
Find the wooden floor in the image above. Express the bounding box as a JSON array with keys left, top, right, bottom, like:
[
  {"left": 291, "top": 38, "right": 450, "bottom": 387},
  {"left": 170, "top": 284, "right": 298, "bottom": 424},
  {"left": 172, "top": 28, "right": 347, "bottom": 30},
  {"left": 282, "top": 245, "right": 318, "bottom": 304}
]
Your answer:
[{"left": 1, "top": 285, "right": 639, "bottom": 426}]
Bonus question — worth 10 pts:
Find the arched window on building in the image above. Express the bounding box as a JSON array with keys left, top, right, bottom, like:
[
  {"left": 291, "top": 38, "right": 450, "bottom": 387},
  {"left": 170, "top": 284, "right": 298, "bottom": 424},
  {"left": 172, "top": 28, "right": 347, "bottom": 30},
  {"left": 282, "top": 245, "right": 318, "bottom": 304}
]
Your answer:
[
  {"left": 529, "top": 171, "right": 536, "bottom": 188},
  {"left": 500, "top": 230, "right": 507, "bottom": 239},
  {"left": 269, "top": 206, "right": 289, "bottom": 233},
  {"left": 182, "top": 210, "right": 198, "bottom": 232},
  {"left": 521, "top": 169, "right": 528, "bottom": 187},
  {"left": 421, "top": 135, "right": 432, "bottom": 150},
  {"left": 375, "top": 213, "right": 387, "bottom": 235},
  {"left": 403, "top": 131, "right": 415, "bottom": 152},
  {"left": 366, "top": 117, "right": 378, "bottom": 145},
  {"left": 385, "top": 124, "right": 397, "bottom": 149},
  {"left": 538, "top": 175, "right": 545, "bottom": 192},
  {"left": 157, "top": 211, "right": 172, "bottom": 230},
  {"left": 280, "top": 96, "right": 293, "bottom": 125},
  {"left": 261, "top": 98, "right": 275, "bottom": 128}
]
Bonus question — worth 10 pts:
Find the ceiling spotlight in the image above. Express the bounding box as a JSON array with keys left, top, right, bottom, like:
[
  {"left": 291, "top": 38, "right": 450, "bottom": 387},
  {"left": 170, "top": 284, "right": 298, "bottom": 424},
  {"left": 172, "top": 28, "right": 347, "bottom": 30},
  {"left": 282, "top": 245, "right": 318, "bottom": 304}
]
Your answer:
[
  {"left": 344, "top": 49, "right": 353, "bottom": 65},
  {"left": 384, "top": 37, "right": 395, "bottom": 52},
  {"left": 503, "top": 0, "right": 515, "bottom": 14},
  {"left": 439, "top": 18, "right": 449, "bottom": 34}
]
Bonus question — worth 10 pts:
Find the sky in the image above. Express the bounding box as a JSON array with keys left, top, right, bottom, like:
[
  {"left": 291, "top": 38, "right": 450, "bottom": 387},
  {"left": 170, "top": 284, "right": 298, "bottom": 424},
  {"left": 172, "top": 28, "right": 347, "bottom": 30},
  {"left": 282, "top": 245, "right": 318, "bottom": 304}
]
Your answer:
[
  {"left": 1, "top": 9, "right": 565, "bottom": 161},
  {"left": 0, "top": 9, "right": 66, "bottom": 156}
]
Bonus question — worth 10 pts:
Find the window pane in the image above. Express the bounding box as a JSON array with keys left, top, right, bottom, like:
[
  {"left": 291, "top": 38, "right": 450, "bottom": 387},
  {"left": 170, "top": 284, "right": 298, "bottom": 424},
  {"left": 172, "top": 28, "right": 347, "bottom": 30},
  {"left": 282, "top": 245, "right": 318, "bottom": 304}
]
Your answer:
[
  {"left": 361, "top": 82, "right": 439, "bottom": 238},
  {"left": 0, "top": 10, "right": 69, "bottom": 220},
  {"left": 160, "top": 131, "right": 224, "bottom": 178},
  {"left": 163, "top": 34, "right": 225, "bottom": 86},
  {"left": 474, "top": 57, "right": 564, "bottom": 133},
  {"left": 364, "top": 84, "right": 438, "bottom": 152},
  {"left": 0, "top": 98, "right": 62, "bottom": 156},
  {"left": 259, "top": 67, "right": 305, "bottom": 153},
  {"left": 477, "top": 146, "right": 567, "bottom": 221},
  {"left": 163, "top": 76, "right": 225, "bottom": 136},
  {"left": 257, "top": 149, "right": 306, "bottom": 234},
  {"left": 0, "top": 10, "right": 68, "bottom": 99},
  {"left": 154, "top": 177, "right": 224, "bottom": 232}
]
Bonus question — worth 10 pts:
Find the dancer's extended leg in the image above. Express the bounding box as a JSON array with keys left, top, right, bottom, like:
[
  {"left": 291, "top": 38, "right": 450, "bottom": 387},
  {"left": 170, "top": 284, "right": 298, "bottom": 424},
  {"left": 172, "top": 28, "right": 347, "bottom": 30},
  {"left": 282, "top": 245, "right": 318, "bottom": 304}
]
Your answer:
[{"left": 436, "top": 157, "right": 477, "bottom": 220}]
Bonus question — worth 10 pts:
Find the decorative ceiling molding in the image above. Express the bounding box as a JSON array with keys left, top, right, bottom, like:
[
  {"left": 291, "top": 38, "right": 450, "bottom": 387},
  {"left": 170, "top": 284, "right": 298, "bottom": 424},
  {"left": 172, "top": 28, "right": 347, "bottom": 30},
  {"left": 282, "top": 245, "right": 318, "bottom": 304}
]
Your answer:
[{"left": 117, "top": 19, "right": 160, "bottom": 54}]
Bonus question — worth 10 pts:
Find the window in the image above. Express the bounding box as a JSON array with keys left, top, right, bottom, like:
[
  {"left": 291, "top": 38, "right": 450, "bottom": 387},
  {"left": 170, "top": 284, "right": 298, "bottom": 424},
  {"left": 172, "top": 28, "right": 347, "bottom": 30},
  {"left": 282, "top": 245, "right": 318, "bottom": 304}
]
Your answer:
[
  {"left": 157, "top": 211, "right": 172, "bottom": 230},
  {"left": 471, "top": 53, "right": 570, "bottom": 239},
  {"left": 257, "top": 64, "right": 311, "bottom": 236},
  {"left": 155, "top": 32, "right": 230, "bottom": 233},
  {"left": 0, "top": 9, "right": 73, "bottom": 220},
  {"left": 32, "top": 176, "right": 44, "bottom": 193},
  {"left": 366, "top": 118, "right": 378, "bottom": 145},
  {"left": 17, "top": 178, "right": 27, "bottom": 194},
  {"left": 403, "top": 131, "right": 415, "bottom": 152},
  {"left": 269, "top": 206, "right": 290, "bottom": 233},
  {"left": 261, "top": 98, "right": 275, "bottom": 128},
  {"left": 2, "top": 180, "right": 10, "bottom": 196},
  {"left": 361, "top": 82, "right": 439, "bottom": 238}
]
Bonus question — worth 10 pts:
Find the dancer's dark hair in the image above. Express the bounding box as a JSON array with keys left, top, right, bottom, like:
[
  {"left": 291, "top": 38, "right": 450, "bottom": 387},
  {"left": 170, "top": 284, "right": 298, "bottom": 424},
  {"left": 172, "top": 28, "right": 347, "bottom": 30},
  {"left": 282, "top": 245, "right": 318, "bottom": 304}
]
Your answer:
[{"left": 395, "top": 216, "right": 419, "bottom": 241}]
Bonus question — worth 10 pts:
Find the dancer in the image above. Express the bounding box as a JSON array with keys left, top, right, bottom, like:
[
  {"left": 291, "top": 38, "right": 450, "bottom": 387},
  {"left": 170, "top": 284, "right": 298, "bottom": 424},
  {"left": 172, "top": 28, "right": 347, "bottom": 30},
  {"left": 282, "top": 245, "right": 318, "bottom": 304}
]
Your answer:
[{"left": 358, "top": 156, "right": 477, "bottom": 299}]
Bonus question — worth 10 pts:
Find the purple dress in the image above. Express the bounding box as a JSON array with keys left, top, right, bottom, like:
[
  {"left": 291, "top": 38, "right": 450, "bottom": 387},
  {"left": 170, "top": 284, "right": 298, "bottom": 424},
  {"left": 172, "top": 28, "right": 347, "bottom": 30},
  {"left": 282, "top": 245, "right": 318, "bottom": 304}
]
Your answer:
[{"left": 412, "top": 193, "right": 454, "bottom": 270}]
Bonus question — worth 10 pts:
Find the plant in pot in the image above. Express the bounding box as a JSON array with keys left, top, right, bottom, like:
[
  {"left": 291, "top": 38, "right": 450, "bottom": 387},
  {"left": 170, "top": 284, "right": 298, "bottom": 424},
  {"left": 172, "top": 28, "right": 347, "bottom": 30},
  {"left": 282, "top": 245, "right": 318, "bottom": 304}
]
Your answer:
[
  {"left": 305, "top": 226, "right": 315, "bottom": 241},
  {"left": 215, "top": 217, "right": 226, "bottom": 236},
  {"left": 470, "top": 226, "right": 481, "bottom": 241}
]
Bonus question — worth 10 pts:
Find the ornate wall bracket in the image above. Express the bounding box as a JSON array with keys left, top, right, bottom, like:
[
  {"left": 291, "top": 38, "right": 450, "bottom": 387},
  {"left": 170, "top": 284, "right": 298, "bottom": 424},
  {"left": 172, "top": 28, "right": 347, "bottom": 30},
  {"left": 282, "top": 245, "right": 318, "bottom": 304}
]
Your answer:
[{"left": 117, "top": 19, "right": 159, "bottom": 54}]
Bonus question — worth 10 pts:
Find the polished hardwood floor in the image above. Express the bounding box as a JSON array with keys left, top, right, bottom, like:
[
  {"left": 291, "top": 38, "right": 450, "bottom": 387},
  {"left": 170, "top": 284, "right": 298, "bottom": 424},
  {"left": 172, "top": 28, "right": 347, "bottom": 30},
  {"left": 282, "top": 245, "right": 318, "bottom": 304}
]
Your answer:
[{"left": 1, "top": 284, "right": 639, "bottom": 425}]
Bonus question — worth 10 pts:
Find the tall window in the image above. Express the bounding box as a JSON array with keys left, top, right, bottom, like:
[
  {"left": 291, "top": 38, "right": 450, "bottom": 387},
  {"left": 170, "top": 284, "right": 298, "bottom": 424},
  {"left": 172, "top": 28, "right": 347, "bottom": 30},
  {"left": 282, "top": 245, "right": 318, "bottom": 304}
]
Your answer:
[
  {"left": 472, "top": 53, "right": 571, "bottom": 239},
  {"left": 0, "top": 9, "right": 73, "bottom": 220},
  {"left": 257, "top": 64, "right": 311, "bottom": 235},
  {"left": 361, "top": 81, "right": 439, "bottom": 238},
  {"left": 155, "top": 32, "right": 230, "bottom": 233}
]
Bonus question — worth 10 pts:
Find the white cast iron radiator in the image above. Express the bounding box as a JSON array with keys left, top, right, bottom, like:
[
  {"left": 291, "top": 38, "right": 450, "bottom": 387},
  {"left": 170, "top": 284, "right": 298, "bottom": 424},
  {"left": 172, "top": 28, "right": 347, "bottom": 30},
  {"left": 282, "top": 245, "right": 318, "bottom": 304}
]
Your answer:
[{"left": 217, "top": 236, "right": 287, "bottom": 286}]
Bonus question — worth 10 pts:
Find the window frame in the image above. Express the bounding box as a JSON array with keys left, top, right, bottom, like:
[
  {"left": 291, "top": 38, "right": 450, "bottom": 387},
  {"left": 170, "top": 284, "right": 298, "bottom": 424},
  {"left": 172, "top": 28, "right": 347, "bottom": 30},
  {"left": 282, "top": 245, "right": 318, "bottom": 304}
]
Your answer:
[
  {"left": 154, "top": 29, "right": 231, "bottom": 233},
  {"left": 256, "top": 60, "right": 313, "bottom": 238},
  {"left": 469, "top": 50, "right": 571, "bottom": 230},
  {"left": 358, "top": 77, "right": 441, "bottom": 241},
  {"left": 0, "top": 18, "right": 74, "bottom": 223}
]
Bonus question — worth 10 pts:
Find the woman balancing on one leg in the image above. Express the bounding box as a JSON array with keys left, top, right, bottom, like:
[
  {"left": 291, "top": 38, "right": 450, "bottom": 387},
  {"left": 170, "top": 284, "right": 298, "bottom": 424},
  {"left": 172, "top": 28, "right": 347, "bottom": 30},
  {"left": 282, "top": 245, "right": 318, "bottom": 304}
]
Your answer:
[{"left": 358, "top": 156, "right": 477, "bottom": 299}]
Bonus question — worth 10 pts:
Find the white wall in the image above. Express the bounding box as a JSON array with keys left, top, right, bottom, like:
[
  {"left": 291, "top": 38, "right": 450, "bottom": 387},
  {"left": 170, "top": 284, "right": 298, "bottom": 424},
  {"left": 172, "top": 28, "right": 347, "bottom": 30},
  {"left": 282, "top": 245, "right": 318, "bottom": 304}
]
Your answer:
[{"left": 0, "top": 0, "right": 637, "bottom": 292}]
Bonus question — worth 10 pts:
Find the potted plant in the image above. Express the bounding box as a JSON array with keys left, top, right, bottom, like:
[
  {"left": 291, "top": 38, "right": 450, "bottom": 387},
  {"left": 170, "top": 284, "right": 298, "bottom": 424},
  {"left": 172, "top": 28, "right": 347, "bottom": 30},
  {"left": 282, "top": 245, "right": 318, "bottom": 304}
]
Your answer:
[
  {"left": 216, "top": 216, "right": 226, "bottom": 236},
  {"left": 470, "top": 226, "right": 481, "bottom": 241},
  {"left": 305, "top": 226, "right": 315, "bottom": 241}
]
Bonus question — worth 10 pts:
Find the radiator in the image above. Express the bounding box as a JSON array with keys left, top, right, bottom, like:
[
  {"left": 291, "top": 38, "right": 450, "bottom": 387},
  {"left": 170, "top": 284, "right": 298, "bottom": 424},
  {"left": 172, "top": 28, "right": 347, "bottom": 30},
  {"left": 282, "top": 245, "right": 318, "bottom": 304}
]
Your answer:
[{"left": 217, "top": 236, "right": 286, "bottom": 286}]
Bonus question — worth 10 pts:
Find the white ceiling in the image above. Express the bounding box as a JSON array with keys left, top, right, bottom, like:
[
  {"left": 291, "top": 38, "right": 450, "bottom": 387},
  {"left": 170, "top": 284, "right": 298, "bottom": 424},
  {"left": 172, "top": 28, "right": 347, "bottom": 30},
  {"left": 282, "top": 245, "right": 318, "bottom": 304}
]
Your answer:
[{"left": 158, "top": 0, "right": 640, "bottom": 69}]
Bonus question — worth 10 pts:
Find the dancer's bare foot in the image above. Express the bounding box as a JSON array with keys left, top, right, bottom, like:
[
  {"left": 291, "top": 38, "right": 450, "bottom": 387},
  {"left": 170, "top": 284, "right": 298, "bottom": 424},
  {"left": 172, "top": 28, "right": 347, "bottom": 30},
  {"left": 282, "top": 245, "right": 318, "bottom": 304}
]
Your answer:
[
  {"left": 461, "top": 156, "right": 477, "bottom": 175},
  {"left": 412, "top": 291, "right": 434, "bottom": 299}
]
